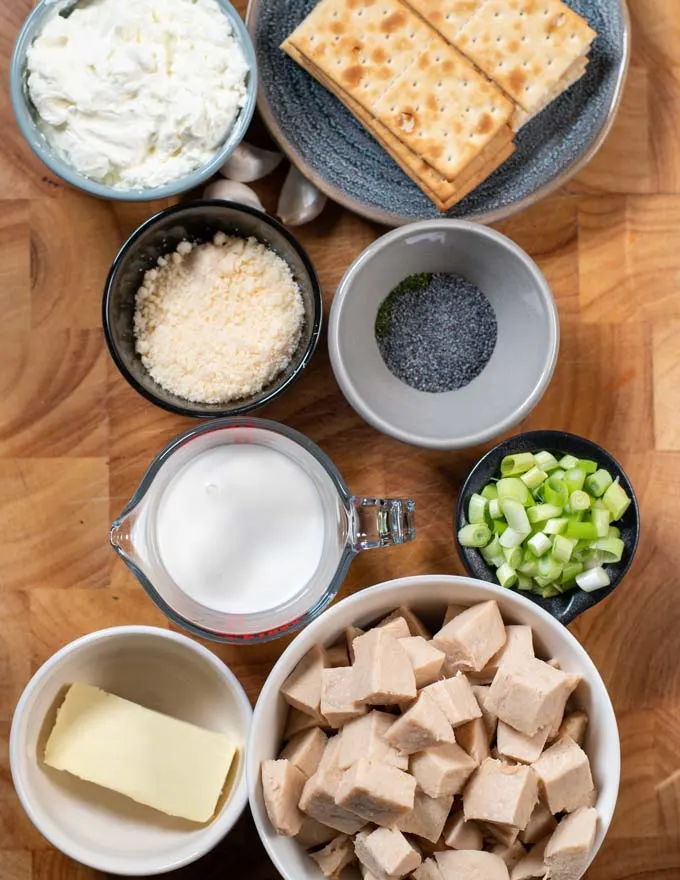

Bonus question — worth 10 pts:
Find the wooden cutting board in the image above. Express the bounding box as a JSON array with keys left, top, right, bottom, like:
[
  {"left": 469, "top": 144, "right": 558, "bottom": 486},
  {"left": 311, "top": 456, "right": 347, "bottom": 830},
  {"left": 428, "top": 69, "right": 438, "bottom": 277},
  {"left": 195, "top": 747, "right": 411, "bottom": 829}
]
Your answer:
[{"left": 1, "top": 0, "right": 679, "bottom": 877}]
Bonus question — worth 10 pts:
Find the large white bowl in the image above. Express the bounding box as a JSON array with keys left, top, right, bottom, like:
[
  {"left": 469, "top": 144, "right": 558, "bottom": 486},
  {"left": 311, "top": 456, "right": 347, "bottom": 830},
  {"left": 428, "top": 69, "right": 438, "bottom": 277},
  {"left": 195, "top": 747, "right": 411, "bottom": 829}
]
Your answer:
[
  {"left": 247, "top": 576, "right": 620, "bottom": 880},
  {"left": 10, "top": 626, "right": 252, "bottom": 875}
]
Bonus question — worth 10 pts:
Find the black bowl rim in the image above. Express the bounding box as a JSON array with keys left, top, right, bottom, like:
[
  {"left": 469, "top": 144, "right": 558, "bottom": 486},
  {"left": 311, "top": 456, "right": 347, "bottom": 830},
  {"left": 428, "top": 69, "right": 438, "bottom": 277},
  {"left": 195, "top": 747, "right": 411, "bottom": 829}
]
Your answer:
[
  {"left": 454, "top": 429, "right": 640, "bottom": 625},
  {"left": 102, "top": 199, "right": 323, "bottom": 419}
]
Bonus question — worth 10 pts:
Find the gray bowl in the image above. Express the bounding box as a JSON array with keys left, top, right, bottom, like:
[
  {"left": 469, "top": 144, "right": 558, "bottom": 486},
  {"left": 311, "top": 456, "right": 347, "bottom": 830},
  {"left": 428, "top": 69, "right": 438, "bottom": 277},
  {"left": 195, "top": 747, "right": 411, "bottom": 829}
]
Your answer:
[
  {"left": 328, "top": 220, "right": 559, "bottom": 450},
  {"left": 11, "top": 0, "right": 257, "bottom": 201}
]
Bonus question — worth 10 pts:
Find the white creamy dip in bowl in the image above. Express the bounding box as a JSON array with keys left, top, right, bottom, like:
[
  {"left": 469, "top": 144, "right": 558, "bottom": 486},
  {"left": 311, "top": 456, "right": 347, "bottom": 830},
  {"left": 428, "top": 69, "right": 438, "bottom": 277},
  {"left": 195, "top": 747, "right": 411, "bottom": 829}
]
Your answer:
[{"left": 11, "top": 0, "right": 257, "bottom": 200}]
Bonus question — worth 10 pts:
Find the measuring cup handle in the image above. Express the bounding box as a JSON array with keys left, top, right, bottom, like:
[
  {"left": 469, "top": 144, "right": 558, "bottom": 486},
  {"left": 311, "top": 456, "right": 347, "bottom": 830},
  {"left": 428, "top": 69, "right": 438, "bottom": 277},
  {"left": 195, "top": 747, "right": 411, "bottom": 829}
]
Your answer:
[{"left": 350, "top": 497, "right": 416, "bottom": 551}]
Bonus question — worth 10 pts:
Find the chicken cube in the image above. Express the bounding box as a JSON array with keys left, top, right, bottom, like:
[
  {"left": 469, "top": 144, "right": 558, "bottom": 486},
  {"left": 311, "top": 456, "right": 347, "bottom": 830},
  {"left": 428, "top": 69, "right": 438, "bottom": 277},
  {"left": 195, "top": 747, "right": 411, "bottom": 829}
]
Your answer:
[
  {"left": 295, "top": 816, "right": 337, "bottom": 849},
  {"left": 299, "top": 736, "right": 366, "bottom": 834},
  {"left": 321, "top": 667, "right": 367, "bottom": 728},
  {"left": 377, "top": 616, "right": 413, "bottom": 640},
  {"left": 472, "top": 685, "right": 498, "bottom": 742},
  {"left": 435, "top": 850, "right": 510, "bottom": 880},
  {"left": 354, "top": 827, "right": 422, "bottom": 879},
  {"left": 547, "top": 675, "right": 581, "bottom": 741},
  {"left": 442, "top": 604, "right": 467, "bottom": 627},
  {"left": 309, "top": 834, "right": 355, "bottom": 878},
  {"left": 261, "top": 759, "right": 307, "bottom": 837},
  {"left": 326, "top": 643, "right": 350, "bottom": 668},
  {"left": 397, "top": 790, "right": 453, "bottom": 843},
  {"left": 497, "top": 721, "right": 551, "bottom": 765},
  {"left": 558, "top": 710, "right": 589, "bottom": 748},
  {"left": 492, "top": 840, "right": 527, "bottom": 869},
  {"left": 382, "top": 606, "right": 432, "bottom": 640},
  {"left": 510, "top": 836, "right": 549, "bottom": 880},
  {"left": 281, "top": 645, "right": 328, "bottom": 721},
  {"left": 346, "top": 626, "right": 364, "bottom": 663},
  {"left": 481, "top": 821, "right": 521, "bottom": 847},
  {"left": 284, "top": 706, "right": 324, "bottom": 740},
  {"left": 544, "top": 806, "right": 597, "bottom": 880},
  {"left": 280, "top": 727, "right": 328, "bottom": 778},
  {"left": 422, "top": 676, "right": 481, "bottom": 728},
  {"left": 533, "top": 737, "right": 595, "bottom": 814},
  {"left": 411, "top": 743, "right": 478, "bottom": 798},
  {"left": 432, "top": 601, "right": 506, "bottom": 673},
  {"left": 469, "top": 626, "right": 534, "bottom": 684},
  {"left": 442, "top": 812, "right": 484, "bottom": 850},
  {"left": 520, "top": 801, "right": 558, "bottom": 846},
  {"left": 338, "top": 711, "right": 408, "bottom": 771},
  {"left": 486, "top": 657, "right": 578, "bottom": 737},
  {"left": 400, "top": 637, "right": 445, "bottom": 688},
  {"left": 413, "top": 857, "right": 444, "bottom": 880},
  {"left": 335, "top": 758, "right": 416, "bottom": 826},
  {"left": 352, "top": 629, "right": 417, "bottom": 706},
  {"left": 385, "top": 692, "right": 455, "bottom": 755},
  {"left": 456, "top": 717, "right": 491, "bottom": 765},
  {"left": 463, "top": 758, "right": 538, "bottom": 830}
]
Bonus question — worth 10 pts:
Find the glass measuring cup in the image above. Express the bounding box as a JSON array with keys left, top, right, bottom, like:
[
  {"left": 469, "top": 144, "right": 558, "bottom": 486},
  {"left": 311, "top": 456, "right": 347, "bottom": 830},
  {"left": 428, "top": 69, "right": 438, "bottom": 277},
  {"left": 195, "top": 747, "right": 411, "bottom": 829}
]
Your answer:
[{"left": 110, "top": 418, "right": 416, "bottom": 643}]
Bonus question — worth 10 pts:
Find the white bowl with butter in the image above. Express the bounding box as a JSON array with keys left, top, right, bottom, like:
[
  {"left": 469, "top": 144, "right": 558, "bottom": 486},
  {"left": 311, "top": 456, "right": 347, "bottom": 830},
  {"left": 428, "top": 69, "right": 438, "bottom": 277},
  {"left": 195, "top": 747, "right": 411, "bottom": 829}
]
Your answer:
[{"left": 10, "top": 626, "right": 252, "bottom": 875}]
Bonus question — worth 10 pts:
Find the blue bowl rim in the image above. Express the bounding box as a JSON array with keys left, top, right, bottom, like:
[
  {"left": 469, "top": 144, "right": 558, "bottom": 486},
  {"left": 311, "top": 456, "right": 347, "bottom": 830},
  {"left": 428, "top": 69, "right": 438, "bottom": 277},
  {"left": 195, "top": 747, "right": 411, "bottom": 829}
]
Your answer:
[
  {"left": 10, "top": 0, "right": 258, "bottom": 202},
  {"left": 102, "top": 199, "right": 323, "bottom": 419},
  {"left": 454, "top": 429, "right": 641, "bottom": 624}
]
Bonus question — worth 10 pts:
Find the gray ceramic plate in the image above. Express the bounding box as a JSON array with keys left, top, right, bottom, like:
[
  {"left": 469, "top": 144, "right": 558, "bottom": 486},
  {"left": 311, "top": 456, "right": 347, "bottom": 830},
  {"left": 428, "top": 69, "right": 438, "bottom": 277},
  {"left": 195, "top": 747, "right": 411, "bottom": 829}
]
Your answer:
[{"left": 247, "top": 0, "right": 629, "bottom": 227}]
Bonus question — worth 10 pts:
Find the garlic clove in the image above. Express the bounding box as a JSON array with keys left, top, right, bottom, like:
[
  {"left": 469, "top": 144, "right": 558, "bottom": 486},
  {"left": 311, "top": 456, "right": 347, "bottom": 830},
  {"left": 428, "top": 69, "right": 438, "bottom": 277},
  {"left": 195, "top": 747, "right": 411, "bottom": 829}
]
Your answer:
[
  {"left": 277, "top": 166, "right": 328, "bottom": 227},
  {"left": 219, "top": 141, "right": 284, "bottom": 183},
  {"left": 203, "top": 179, "right": 264, "bottom": 212}
]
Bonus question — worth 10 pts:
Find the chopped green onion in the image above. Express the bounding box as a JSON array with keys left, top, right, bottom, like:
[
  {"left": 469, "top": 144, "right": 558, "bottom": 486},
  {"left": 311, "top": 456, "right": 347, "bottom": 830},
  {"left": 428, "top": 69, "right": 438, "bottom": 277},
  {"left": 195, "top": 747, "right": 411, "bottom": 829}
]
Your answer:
[
  {"left": 575, "top": 459, "right": 598, "bottom": 474},
  {"left": 566, "top": 521, "right": 598, "bottom": 541},
  {"left": 543, "top": 517, "right": 568, "bottom": 535},
  {"left": 551, "top": 468, "right": 566, "bottom": 480},
  {"left": 499, "top": 498, "right": 531, "bottom": 534},
  {"left": 603, "top": 481, "right": 631, "bottom": 520},
  {"left": 559, "top": 454, "right": 579, "bottom": 469},
  {"left": 552, "top": 535, "right": 577, "bottom": 564},
  {"left": 518, "top": 560, "right": 538, "bottom": 577},
  {"left": 585, "top": 469, "right": 613, "bottom": 498},
  {"left": 572, "top": 539, "right": 592, "bottom": 561},
  {"left": 534, "top": 450, "right": 560, "bottom": 473},
  {"left": 561, "top": 561, "right": 584, "bottom": 584},
  {"left": 607, "top": 525, "right": 621, "bottom": 539},
  {"left": 528, "top": 532, "right": 552, "bottom": 557},
  {"left": 569, "top": 490, "right": 591, "bottom": 512},
  {"left": 503, "top": 546, "right": 523, "bottom": 568},
  {"left": 517, "top": 574, "right": 534, "bottom": 591},
  {"left": 458, "top": 523, "right": 492, "bottom": 548},
  {"left": 488, "top": 498, "right": 503, "bottom": 520},
  {"left": 481, "top": 484, "right": 498, "bottom": 501},
  {"left": 521, "top": 466, "right": 548, "bottom": 490},
  {"left": 481, "top": 535, "right": 504, "bottom": 567},
  {"left": 545, "top": 479, "right": 568, "bottom": 507},
  {"left": 537, "top": 555, "right": 563, "bottom": 581},
  {"left": 527, "top": 504, "right": 563, "bottom": 524},
  {"left": 576, "top": 566, "right": 611, "bottom": 592},
  {"left": 497, "top": 563, "right": 518, "bottom": 588},
  {"left": 539, "top": 585, "right": 561, "bottom": 598},
  {"left": 567, "top": 509, "right": 584, "bottom": 522},
  {"left": 497, "top": 478, "right": 531, "bottom": 506},
  {"left": 533, "top": 574, "right": 555, "bottom": 589},
  {"left": 499, "top": 527, "right": 529, "bottom": 549},
  {"left": 565, "top": 468, "right": 586, "bottom": 493},
  {"left": 468, "top": 493, "right": 488, "bottom": 524},
  {"left": 501, "top": 453, "right": 536, "bottom": 476},
  {"left": 590, "top": 537, "right": 625, "bottom": 563},
  {"left": 592, "top": 508, "right": 610, "bottom": 538},
  {"left": 493, "top": 520, "right": 508, "bottom": 536}
]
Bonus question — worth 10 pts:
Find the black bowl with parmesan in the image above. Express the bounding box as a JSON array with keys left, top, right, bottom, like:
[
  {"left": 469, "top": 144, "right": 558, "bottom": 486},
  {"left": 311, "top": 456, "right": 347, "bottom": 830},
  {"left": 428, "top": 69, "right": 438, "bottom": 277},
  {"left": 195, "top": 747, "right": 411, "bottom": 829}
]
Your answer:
[{"left": 103, "top": 201, "right": 322, "bottom": 418}]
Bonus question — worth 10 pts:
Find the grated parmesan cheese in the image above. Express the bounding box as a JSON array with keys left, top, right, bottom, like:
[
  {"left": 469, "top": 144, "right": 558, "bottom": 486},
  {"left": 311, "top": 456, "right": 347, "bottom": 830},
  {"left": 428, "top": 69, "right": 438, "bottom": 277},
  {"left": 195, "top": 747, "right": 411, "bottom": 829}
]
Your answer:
[{"left": 134, "top": 233, "right": 305, "bottom": 404}]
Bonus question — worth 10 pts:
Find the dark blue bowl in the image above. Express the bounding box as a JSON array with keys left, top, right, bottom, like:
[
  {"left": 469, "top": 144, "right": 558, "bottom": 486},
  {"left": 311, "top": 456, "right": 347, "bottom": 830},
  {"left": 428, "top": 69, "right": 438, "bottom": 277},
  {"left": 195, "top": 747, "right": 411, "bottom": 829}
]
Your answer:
[{"left": 454, "top": 430, "right": 640, "bottom": 625}]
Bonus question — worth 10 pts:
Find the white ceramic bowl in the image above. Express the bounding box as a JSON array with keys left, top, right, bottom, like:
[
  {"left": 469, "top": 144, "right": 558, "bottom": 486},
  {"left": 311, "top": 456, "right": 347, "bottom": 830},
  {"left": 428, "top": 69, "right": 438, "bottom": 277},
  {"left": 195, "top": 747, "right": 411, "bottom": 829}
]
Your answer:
[
  {"left": 10, "top": 626, "right": 252, "bottom": 875},
  {"left": 247, "top": 575, "right": 619, "bottom": 880}
]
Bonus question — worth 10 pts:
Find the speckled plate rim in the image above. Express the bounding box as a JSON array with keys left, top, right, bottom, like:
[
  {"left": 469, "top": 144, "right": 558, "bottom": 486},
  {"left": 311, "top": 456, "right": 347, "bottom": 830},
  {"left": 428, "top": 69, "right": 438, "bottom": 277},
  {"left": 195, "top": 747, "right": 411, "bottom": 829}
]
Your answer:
[{"left": 246, "top": 0, "right": 630, "bottom": 228}]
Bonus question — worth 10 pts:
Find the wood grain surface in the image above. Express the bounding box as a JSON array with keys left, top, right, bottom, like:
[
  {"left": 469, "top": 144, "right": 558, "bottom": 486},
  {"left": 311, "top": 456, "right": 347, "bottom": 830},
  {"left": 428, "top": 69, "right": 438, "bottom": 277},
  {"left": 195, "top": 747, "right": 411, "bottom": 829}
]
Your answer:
[{"left": 1, "top": 0, "right": 679, "bottom": 877}]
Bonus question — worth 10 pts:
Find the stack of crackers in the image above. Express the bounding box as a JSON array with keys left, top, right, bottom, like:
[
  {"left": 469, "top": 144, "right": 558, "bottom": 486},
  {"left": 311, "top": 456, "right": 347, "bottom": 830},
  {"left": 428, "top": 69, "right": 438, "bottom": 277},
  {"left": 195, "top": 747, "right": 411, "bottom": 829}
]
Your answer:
[{"left": 282, "top": 0, "right": 596, "bottom": 212}]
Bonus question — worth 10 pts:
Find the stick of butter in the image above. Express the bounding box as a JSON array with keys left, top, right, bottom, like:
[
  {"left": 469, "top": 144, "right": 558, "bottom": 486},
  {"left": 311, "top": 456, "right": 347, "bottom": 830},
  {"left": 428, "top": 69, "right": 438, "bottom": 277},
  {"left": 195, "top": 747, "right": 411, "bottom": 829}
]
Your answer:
[{"left": 43, "top": 682, "right": 236, "bottom": 824}]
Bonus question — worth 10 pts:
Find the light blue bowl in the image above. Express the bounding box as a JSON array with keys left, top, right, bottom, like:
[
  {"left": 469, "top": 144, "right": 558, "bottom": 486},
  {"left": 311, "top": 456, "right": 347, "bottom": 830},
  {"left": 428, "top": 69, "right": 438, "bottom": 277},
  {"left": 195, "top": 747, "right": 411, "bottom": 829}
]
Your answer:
[{"left": 10, "top": 0, "right": 257, "bottom": 202}]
